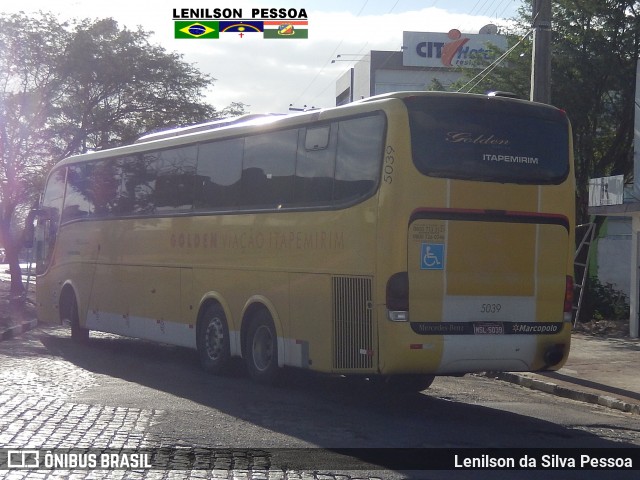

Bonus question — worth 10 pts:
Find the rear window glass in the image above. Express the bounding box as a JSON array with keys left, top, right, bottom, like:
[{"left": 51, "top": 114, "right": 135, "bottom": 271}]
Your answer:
[{"left": 404, "top": 95, "right": 570, "bottom": 184}]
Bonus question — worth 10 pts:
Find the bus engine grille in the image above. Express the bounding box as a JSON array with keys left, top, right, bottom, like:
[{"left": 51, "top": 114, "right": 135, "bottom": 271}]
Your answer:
[{"left": 332, "top": 275, "right": 374, "bottom": 370}]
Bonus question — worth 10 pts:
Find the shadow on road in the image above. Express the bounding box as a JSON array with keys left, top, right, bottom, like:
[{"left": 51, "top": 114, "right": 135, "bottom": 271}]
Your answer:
[{"left": 6, "top": 325, "right": 638, "bottom": 478}]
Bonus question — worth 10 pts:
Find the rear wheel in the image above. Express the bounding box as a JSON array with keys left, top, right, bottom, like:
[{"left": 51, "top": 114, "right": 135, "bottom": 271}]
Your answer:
[
  {"left": 197, "top": 304, "right": 231, "bottom": 374},
  {"left": 244, "top": 310, "right": 280, "bottom": 384},
  {"left": 61, "top": 290, "right": 88, "bottom": 343}
]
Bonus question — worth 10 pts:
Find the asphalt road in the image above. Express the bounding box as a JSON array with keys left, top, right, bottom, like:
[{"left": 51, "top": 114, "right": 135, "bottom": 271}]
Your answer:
[{"left": 1, "top": 325, "right": 639, "bottom": 479}]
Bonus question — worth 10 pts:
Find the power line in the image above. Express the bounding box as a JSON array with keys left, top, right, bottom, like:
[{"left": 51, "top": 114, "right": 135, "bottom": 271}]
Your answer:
[
  {"left": 457, "top": 28, "right": 533, "bottom": 93},
  {"left": 291, "top": 0, "right": 370, "bottom": 106},
  {"left": 294, "top": 0, "right": 420, "bottom": 108},
  {"left": 496, "top": 0, "right": 517, "bottom": 19},
  {"left": 300, "top": 0, "right": 521, "bottom": 108}
]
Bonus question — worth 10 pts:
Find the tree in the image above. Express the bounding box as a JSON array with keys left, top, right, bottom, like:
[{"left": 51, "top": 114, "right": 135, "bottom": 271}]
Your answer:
[
  {"left": 551, "top": 0, "right": 639, "bottom": 221},
  {"left": 0, "top": 12, "right": 67, "bottom": 295},
  {"left": 428, "top": 78, "right": 446, "bottom": 91},
  {"left": 454, "top": 0, "right": 640, "bottom": 222},
  {"left": 0, "top": 12, "right": 246, "bottom": 295}
]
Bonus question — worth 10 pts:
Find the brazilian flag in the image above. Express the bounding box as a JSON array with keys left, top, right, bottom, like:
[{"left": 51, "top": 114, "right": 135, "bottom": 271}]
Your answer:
[{"left": 175, "top": 21, "right": 219, "bottom": 39}]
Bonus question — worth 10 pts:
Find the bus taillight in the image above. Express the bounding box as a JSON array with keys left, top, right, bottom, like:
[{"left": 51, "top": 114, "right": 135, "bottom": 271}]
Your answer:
[
  {"left": 387, "top": 272, "right": 409, "bottom": 321},
  {"left": 564, "top": 275, "right": 574, "bottom": 323}
]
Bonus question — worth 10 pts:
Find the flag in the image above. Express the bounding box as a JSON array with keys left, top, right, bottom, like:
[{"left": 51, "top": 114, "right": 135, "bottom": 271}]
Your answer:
[
  {"left": 219, "top": 21, "right": 264, "bottom": 33},
  {"left": 263, "top": 21, "right": 308, "bottom": 39},
  {"left": 175, "top": 21, "right": 219, "bottom": 39}
]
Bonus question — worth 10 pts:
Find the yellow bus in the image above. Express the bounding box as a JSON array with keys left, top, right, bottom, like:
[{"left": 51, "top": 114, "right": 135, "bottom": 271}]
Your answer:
[{"left": 34, "top": 91, "right": 575, "bottom": 389}]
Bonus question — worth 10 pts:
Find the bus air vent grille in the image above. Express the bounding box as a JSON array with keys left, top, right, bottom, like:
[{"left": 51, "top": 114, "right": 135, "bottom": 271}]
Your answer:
[{"left": 332, "top": 275, "right": 374, "bottom": 370}]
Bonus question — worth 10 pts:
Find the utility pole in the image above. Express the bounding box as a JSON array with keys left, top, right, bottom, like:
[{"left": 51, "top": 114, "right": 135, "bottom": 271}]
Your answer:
[{"left": 530, "top": 0, "right": 552, "bottom": 103}]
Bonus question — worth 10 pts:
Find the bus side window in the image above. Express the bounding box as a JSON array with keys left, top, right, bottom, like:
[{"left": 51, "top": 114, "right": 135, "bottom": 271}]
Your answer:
[
  {"left": 108, "top": 156, "right": 135, "bottom": 215},
  {"left": 242, "top": 129, "right": 297, "bottom": 209},
  {"left": 334, "top": 113, "right": 386, "bottom": 203},
  {"left": 112, "top": 154, "right": 154, "bottom": 215},
  {"left": 195, "top": 138, "right": 243, "bottom": 210},
  {"left": 150, "top": 145, "right": 198, "bottom": 213},
  {"left": 90, "top": 160, "right": 120, "bottom": 216},
  {"left": 62, "top": 164, "right": 96, "bottom": 223},
  {"left": 295, "top": 125, "right": 336, "bottom": 206}
]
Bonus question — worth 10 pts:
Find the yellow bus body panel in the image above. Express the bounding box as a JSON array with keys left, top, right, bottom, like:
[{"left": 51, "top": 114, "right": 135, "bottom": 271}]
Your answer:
[{"left": 35, "top": 92, "right": 575, "bottom": 379}]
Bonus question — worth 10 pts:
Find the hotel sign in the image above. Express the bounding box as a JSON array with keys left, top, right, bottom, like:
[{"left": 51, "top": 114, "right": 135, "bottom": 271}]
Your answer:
[{"left": 403, "top": 30, "right": 507, "bottom": 68}]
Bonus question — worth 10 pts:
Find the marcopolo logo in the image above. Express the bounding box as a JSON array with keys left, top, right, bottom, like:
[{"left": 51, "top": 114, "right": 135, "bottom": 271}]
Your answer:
[{"left": 173, "top": 7, "right": 308, "bottom": 39}]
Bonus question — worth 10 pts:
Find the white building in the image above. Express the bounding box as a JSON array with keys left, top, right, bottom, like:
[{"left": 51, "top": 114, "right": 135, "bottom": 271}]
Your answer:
[
  {"left": 335, "top": 28, "right": 508, "bottom": 105},
  {"left": 584, "top": 62, "right": 640, "bottom": 338}
]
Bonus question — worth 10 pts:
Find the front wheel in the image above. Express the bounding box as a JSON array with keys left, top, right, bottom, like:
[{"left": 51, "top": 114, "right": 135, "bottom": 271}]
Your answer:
[
  {"left": 61, "top": 290, "right": 89, "bottom": 343},
  {"left": 244, "top": 310, "right": 280, "bottom": 385}
]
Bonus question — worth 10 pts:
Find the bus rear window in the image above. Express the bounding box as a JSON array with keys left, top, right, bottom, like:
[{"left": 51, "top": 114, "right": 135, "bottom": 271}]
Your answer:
[{"left": 404, "top": 95, "right": 570, "bottom": 184}]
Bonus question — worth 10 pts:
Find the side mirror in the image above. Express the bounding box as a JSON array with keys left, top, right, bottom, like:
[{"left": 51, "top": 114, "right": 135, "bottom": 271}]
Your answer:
[
  {"left": 23, "top": 223, "right": 35, "bottom": 248},
  {"left": 31, "top": 208, "right": 51, "bottom": 219},
  {"left": 24, "top": 207, "right": 47, "bottom": 249}
]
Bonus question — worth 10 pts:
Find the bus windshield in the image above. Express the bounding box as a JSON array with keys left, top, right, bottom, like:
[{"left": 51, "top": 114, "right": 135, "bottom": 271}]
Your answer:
[{"left": 404, "top": 95, "right": 570, "bottom": 185}]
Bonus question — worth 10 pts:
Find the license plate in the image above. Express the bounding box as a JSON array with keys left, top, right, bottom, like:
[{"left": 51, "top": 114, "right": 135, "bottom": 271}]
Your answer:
[{"left": 473, "top": 322, "right": 504, "bottom": 335}]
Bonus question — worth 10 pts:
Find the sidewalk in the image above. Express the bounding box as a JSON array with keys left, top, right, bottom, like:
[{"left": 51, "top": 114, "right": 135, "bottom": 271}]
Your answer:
[
  {"left": 1, "top": 278, "right": 638, "bottom": 413},
  {"left": 491, "top": 332, "right": 640, "bottom": 414}
]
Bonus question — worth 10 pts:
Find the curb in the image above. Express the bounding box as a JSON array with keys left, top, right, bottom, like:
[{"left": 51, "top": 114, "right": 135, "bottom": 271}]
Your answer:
[
  {"left": 0, "top": 318, "right": 38, "bottom": 341},
  {"left": 488, "top": 372, "right": 640, "bottom": 415}
]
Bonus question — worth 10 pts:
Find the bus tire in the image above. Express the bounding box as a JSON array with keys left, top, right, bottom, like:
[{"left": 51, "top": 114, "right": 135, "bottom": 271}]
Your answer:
[
  {"left": 197, "top": 304, "right": 231, "bottom": 375},
  {"left": 244, "top": 309, "right": 280, "bottom": 385},
  {"left": 61, "top": 290, "right": 89, "bottom": 343}
]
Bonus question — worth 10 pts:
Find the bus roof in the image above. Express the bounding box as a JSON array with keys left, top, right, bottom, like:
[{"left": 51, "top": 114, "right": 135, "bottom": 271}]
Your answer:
[
  {"left": 52, "top": 91, "right": 554, "bottom": 169},
  {"left": 134, "top": 113, "right": 286, "bottom": 143}
]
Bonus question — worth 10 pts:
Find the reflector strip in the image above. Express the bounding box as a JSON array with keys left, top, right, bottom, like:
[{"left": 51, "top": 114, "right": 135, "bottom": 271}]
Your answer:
[{"left": 409, "top": 207, "right": 570, "bottom": 232}]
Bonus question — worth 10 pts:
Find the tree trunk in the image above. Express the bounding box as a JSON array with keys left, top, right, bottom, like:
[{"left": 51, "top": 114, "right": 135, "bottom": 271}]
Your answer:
[
  {"left": 0, "top": 218, "right": 25, "bottom": 297},
  {"left": 5, "top": 243, "right": 25, "bottom": 297}
]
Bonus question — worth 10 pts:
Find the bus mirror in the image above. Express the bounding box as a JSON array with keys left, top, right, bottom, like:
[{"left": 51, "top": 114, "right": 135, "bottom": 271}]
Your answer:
[
  {"left": 31, "top": 208, "right": 50, "bottom": 219},
  {"left": 22, "top": 208, "right": 42, "bottom": 248},
  {"left": 23, "top": 222, "right": 35, "bottom": 248}
]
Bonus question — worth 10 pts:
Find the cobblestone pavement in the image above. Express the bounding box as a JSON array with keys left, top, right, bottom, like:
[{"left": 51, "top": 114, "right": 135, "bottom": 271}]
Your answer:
[{"left": 0, "top": 328, "right": 385, "bottom": 480}]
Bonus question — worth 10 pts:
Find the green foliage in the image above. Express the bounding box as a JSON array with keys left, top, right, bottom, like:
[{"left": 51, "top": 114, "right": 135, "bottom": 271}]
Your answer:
[
  {"left": 580, "top": 277, "right": 630, "bottom": 322},
  {"left": 0, "top": 12, "right": 246, "bottom": 293},
  {"left": 427, "top": 78, "right": 446, "bottom": 91},
  {"left": 551, "top": 0, "right": 638, "bottom": 222},
  {"left": 455, "top": 0, "right": 639, "bottom": 223},
  {"left": 452, "top": 35, "right": 532, "bottom": 98}
]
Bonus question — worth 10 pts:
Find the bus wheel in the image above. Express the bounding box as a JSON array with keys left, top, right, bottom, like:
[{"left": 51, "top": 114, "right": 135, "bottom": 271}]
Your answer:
[
  {"left": 61, "top": 290, "right": 89, "bottom": 343},
  {"left": 197, "top": 304, "right": 231, "bottom": 375},
  {"left": 245, "top": 310, "right": 279, "bottom": 385}
]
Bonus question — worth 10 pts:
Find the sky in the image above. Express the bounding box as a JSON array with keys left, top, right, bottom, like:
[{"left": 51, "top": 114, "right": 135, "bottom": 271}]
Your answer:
[{"left": 4, "top": 1, "right": 525, "bottom": 115}]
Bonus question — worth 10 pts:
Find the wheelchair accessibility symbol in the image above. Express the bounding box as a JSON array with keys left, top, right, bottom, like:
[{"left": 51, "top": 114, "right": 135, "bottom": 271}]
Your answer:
[{"left": 420, "top": 243, "right": 444, "bottom": 270}]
